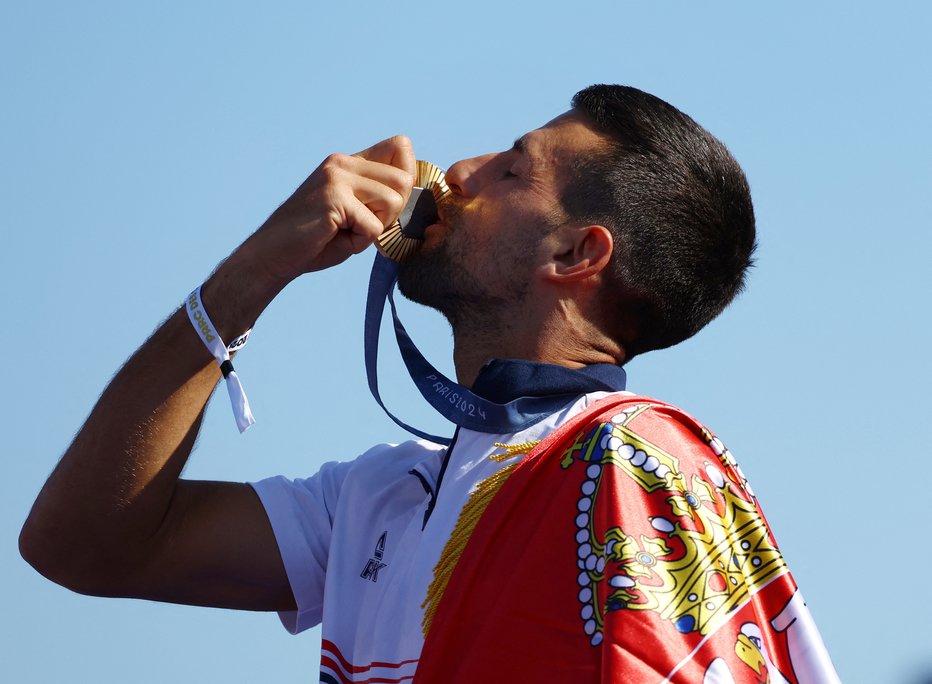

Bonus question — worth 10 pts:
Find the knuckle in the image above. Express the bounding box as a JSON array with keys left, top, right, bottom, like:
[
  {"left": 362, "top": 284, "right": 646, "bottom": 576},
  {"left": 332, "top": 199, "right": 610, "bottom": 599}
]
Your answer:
[
  {"left": 318, "top": 158, "right": 345, "bottom": 182},
  {"left": 321, "top": 153, "right": 350, "bottom": 172},
  {"left": 318, "top": 166, "right": 337, "bottom": 184}
]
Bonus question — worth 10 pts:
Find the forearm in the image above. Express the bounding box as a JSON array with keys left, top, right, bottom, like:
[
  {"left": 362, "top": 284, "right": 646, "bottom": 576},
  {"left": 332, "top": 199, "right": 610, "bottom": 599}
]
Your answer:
[
  {"left": 20, "top": 249, "right": 284, "bottom": 590},
  {"left": 20, "top": 136, "right": 415, "bottom": 601}
]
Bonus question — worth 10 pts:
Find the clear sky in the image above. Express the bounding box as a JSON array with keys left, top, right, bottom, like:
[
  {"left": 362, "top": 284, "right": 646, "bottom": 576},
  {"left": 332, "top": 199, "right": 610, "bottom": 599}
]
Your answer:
[{"left": 3, "top": 2, "right": 930, "bottom": 682}]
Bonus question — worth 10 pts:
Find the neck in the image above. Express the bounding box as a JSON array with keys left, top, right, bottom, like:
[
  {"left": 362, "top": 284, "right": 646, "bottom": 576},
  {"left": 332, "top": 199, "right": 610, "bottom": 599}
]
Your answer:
[
  {"left": 448, "top": 307, "right": 521, "bottom": 386},
  {"left": 451, "top": 315, "right": 623, "bottom": 387}
]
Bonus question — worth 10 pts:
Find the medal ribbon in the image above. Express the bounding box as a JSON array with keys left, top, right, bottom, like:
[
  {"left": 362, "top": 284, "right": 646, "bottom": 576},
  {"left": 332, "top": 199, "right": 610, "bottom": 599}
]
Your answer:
[{"left": 364, "top": 253, "right": 627, "bottom": 445}]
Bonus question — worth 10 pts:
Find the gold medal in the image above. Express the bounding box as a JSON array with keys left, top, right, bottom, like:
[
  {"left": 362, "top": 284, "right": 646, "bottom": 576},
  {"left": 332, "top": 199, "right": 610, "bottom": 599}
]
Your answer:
[{"left": 376, "top": 160, "right": 450, "bottom": 263}]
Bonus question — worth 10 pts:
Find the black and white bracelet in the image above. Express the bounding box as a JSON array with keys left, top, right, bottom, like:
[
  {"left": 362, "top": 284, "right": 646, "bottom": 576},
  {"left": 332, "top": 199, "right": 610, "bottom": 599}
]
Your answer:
[{"left": 185, "top": 287, "right": 255, "bottom": 433}]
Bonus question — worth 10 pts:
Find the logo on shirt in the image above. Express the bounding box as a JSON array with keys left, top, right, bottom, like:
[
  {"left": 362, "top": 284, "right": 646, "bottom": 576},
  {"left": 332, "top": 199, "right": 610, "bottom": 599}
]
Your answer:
[{"left": 360, "top": 531, "right": 388, "bottom": 582}]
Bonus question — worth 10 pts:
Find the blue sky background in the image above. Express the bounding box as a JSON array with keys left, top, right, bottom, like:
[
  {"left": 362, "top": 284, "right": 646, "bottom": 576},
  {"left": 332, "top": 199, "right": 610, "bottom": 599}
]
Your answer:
[{"left": 3, "top": 2, "right": 930, "bottom": 682}]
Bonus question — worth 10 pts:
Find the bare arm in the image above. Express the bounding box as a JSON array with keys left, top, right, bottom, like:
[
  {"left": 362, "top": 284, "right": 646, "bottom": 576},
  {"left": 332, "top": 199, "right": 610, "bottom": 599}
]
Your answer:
[{"left": 19, "top": 137, "right": 416, "bottom": 610}]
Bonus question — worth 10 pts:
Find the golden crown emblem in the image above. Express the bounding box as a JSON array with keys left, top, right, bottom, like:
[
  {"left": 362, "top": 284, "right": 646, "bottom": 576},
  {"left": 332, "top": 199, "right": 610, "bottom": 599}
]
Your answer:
[{"left": 562, "top": 404, "right": 787, "bottom": 643}]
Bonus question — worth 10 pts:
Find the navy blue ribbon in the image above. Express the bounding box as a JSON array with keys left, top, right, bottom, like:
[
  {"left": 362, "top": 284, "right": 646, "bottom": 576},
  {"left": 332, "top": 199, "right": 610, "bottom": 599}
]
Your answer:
[{"left": 364, "top": 253, "right": 627, "bottom": 445}]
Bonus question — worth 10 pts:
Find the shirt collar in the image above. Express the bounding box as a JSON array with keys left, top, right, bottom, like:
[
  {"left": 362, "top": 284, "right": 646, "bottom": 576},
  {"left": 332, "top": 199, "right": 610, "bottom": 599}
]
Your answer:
[{"left": 470, "top": 359, "right": 627, "bottom": 404}]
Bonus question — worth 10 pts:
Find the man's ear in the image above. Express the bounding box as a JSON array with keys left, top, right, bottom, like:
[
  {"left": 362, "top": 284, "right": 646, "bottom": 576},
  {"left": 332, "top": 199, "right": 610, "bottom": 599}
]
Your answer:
[{"left": 537, "top": 225, "right": 613, "bottom": 283}]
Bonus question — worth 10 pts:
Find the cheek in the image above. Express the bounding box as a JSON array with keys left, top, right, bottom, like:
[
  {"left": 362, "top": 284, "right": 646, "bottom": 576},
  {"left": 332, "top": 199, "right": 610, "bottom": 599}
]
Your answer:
[{"left": 449, "top": 203, "right": 539, "bottom": 273}]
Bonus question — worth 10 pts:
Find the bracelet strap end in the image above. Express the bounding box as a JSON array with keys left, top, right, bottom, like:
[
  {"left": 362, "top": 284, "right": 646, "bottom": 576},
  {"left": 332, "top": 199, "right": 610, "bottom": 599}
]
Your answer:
[{"left": 225, "top": 371, "right": 255, "bottom": 433}]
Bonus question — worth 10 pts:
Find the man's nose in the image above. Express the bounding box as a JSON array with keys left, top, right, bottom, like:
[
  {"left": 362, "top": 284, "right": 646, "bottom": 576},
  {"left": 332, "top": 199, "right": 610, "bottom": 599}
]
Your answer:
[{"left": 444, "top": 153, "right": 498, "bottom": 199}]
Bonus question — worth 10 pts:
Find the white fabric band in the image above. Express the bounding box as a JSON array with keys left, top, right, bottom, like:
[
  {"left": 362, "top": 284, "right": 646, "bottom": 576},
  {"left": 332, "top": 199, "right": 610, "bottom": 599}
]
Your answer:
[{"left": 185, "top": 287, "right": 255, "bottom": 433}]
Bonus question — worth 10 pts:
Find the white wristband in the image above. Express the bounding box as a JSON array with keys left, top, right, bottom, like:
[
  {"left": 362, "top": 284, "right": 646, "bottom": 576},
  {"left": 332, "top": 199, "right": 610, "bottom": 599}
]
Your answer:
[{"left": 185, "top": 287, "right": 255, "bottom": 433}]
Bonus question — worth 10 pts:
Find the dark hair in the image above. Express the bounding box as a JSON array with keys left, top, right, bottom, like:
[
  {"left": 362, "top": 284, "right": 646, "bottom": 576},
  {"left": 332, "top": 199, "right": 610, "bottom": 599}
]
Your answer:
[{"left": 564, "top": 84, "right": 757, "bottom": 359}]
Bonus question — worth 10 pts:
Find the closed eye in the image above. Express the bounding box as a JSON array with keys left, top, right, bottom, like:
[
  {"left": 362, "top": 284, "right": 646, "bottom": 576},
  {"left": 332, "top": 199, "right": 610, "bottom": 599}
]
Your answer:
[{"left": 506, "top": 136, "right": 530, "bottom": 179}]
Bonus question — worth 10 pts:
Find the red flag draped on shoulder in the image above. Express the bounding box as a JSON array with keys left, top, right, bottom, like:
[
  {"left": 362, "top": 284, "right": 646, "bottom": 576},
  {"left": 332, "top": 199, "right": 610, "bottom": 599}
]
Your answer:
[{"left": 415, "top": 395, "right": 839, "bottom": 683}]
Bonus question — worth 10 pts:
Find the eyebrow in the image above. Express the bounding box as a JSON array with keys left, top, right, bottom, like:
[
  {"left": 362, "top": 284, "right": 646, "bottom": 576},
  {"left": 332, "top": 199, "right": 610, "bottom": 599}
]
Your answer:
[{"left": 511, "top": 136, "right": 530, "bottom": 154}]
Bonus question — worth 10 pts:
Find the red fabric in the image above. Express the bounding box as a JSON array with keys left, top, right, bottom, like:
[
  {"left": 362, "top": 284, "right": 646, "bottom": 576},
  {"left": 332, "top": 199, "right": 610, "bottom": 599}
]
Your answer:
[{"left": 414, "top": 395, "right": 817, "bottom": 683}]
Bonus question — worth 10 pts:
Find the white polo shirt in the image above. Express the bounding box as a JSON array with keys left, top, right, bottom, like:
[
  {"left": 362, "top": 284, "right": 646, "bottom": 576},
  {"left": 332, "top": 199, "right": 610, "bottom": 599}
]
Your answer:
[{"left": 251, "top": 391, "right": 618, "bottom": 683}]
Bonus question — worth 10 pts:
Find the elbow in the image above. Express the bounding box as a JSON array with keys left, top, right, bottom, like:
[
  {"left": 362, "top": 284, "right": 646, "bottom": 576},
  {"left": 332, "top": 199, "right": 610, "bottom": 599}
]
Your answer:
[
  {"left": 19, "top": 513, "right": 51, "bottom": 574},
  {"left": 19, "top": 514, "right": 76, "bottom": 590},
  {"left": 19, "top": 517, "right": 64, "bottom": 587},
  {"left": 19, "top": 513, "right": 119, "bottom": 597}
]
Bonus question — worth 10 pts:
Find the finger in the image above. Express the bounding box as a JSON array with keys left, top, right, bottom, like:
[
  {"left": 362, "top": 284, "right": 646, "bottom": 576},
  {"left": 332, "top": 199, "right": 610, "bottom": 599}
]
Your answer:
[
  {"left": 353, "top": 135, "right": 417, "bottom": 181},
  {"left": 320, "top": 155, "right": 411, "bottom": 226},
  {"left": 317, "top": 152, "right": 414, "bottom": 208},
  {"left": 344, "top": 156, "right": 415, "bottom": 200},
  {"left": 339, "top": 193, "right": 385, "bottom": 246},
  {"left": 346, "top": 175, "right": 407, "bottom": 227}
]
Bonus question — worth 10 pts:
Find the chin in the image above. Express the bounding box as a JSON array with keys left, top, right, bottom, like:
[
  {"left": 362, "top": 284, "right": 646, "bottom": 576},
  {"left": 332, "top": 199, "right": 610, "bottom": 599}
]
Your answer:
[{"left": 397, "top": 251, "right": 447, "bottom": 308}]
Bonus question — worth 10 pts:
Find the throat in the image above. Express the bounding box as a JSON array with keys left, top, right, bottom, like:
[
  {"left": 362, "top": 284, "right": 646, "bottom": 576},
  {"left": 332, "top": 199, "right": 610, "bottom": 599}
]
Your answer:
[{"left": 452, "top": 325, "right": 624, "bottom": 387}]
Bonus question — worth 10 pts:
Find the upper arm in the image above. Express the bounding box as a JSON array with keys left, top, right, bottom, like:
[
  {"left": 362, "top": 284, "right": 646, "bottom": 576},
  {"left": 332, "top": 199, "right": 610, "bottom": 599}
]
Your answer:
[{"left": 119, "top": 480, "right": 297, "bottom": 612}]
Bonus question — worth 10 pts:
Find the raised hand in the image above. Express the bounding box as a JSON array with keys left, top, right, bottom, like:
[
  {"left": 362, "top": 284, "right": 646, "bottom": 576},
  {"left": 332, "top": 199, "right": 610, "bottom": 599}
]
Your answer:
[{"left": 247, "top": 135, "right": 417, "bottom": 281}]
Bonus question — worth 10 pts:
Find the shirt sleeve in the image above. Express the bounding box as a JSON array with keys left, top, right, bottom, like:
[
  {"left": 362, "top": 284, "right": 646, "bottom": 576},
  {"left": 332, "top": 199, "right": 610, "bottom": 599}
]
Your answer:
[{"left": 250, "top": 460, "right": 354, "bottom": 634}]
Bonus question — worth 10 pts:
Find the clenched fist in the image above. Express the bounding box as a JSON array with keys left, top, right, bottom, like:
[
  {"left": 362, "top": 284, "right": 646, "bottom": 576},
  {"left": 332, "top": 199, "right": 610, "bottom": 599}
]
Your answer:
[
  {"left": 250, "top": 135, "right": 417, "bottom": 281},
  {"left": 199, "top": 135, "right": 416, "bottom": 339}
]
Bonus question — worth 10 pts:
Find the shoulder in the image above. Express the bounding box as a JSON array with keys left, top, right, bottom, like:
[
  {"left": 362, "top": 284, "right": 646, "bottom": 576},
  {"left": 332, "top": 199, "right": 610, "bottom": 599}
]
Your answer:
[
  {"left": 556, "top": 394, "right": 755, "bottom": 500},
  {"left": 353, "top": 438, "right": 446, "bottom": 467},
  {"left": 252, "top": 439, "right": 446, "bottom": 510},
  {"left": 568, "top": 395, "right": 729, "bottom": 459},
  {"left": 347, "top": 438, "right": 447, "bottom": 484}
]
